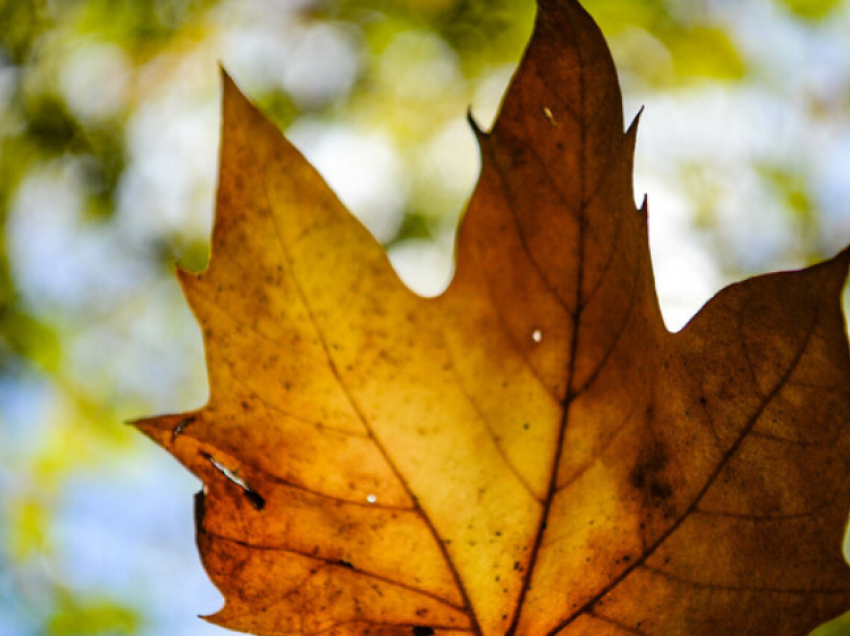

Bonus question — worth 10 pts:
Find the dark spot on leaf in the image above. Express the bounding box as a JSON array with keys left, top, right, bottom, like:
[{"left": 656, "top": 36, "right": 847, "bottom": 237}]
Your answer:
[
  {"left": 630, "top": 442, "right": 673, "bottom": 502},
  {"left": 650, "top": 481, "right": 673, "bottom": 500},
  {"left": 244, "top": 489, "right": 266, "bottom": 510},
  {"left": 338, "top": 559, "right": 354, "bottom": 569},
  {"left": 629, "top": 444, "right": 667, "bottom": 488}
]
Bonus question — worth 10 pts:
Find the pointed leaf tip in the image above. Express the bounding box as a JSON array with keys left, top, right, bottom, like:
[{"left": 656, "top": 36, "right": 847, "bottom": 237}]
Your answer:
[
  {"left": 628, "top": 106, "right": 645, "bottom": 133},
  {"left": 466, "top": 107, "right": 485, "bottom": 138}
]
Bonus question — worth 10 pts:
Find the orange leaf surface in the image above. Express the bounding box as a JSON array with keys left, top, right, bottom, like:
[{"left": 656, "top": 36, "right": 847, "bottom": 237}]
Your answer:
[{"left": 136, "top": 1, "right": 850, "bottom": 634}]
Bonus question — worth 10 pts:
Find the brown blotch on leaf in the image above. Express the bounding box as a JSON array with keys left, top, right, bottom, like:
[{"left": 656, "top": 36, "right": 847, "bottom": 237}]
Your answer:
[{"left": 629, "top": 442, "right": 673, "bottom": 502}]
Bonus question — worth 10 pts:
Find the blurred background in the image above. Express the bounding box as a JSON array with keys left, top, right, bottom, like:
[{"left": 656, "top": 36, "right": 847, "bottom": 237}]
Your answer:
[{"left": 1, "top": 0, "right": 849, "bottom": 634}]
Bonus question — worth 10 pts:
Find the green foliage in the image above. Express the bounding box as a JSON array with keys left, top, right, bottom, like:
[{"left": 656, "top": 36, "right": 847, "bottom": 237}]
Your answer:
[
  {"left": 585, "top": 0, "right": 745, "bottom": 83},
  {"left": 809, "top": 610, "right": 850, "bottom": 636},
  {"left": 47, "top": 592, "right": 141, "bottom": 636},
  {"left": 666, "top": 26, "right": 744, "bottom": 80},
  {"left": 779, "top": 0, "right": 843, "bottom": 20}
]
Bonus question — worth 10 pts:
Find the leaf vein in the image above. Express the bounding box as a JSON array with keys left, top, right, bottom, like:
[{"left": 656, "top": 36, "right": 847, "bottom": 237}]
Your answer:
[{"left": 202, "top": 529, "right": 469, "bottom": 613}]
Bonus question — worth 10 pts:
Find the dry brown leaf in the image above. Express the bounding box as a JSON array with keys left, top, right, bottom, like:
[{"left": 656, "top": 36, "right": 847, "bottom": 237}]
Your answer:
[{"left": 135, "top": 1, "right": 850, "bottom": 634}]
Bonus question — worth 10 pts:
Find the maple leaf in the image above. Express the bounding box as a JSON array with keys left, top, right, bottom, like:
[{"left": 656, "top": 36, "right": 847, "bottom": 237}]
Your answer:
[{"left": 134, "top": 0, "right": 850, "bottom": 634}]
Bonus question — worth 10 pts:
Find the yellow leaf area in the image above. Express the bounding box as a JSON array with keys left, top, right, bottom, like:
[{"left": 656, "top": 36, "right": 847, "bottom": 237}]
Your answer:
[{"left": 135, "top": 1, "right": 850, "bottom": 635}]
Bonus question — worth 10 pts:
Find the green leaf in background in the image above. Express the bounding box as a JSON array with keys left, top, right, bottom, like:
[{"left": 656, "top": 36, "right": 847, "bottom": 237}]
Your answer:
[
  {"left": 779, "top": 0, "right": 843, "bottom": 20},
  {"left": 665, "top": 26, "right": 745, "bottom": 81},
  {"left": 810, "top": 609, "right": 850, "bottom": 636},
  {"left": 47, "top": 592, "right": 140, "bottom": 636}
]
